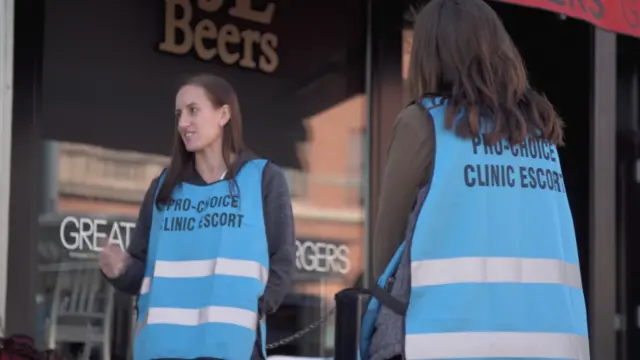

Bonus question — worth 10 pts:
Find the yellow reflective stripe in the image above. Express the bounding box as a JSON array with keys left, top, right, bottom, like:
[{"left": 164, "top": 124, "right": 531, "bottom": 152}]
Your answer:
[
  {"left": 411, "top": 257, "right": 582, "bottom": 288},
  {"left": 405, "top": 332, "right": 589, "bottom": 359}
]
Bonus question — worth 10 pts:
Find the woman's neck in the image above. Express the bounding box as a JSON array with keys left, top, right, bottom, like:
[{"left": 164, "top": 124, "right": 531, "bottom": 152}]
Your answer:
[{"left": 194, "top": 146, "right": 228, "bottom": 183}]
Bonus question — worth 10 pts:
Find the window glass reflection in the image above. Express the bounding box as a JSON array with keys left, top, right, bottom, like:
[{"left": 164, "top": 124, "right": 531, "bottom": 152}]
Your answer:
[
  {"left": 37, "top": 142, "right": 167, "bottom": 359},
  {"left": 37, "top": 95, "right": 367, "bottom": 359}
]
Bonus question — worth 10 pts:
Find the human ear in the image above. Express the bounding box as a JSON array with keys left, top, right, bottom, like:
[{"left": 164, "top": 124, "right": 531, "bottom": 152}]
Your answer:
[{"left": 219, "top": 105, "right": 231, "bottom": 127}]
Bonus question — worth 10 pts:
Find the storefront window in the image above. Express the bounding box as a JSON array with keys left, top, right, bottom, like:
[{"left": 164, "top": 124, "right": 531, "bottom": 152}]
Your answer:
[
  {"left": 37, "top": 142, "right": 165, "bottom": 359},
  {"left": 29, "top": 0, "right": 367, "bottom": 357},
  {"left": 37, "top": 93, "right": 366, "bottom": 357}
]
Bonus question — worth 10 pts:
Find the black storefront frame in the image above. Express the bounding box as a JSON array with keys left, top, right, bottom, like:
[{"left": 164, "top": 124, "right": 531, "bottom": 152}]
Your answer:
[
  {"left": 365, "top": 0, "right": 403, "bottom": 287},
  {"left": 589, "top": 27, "right": 617, "bottom": 360},
  {"left": 7, "top": 0, "right": 44, "bottom": 336},
  {"left": 5, "top": 2, "right": 619, "bottom": 360},
  {"left": 614, "top": 34, "right": 640, "bottom": 360}
]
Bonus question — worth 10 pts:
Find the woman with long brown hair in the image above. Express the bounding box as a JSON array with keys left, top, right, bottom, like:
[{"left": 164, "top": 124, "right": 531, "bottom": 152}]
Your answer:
[
  {"left": 99, "top": 74, "right": 295, "bottom": 360},
  {"left": 360, "top": 0, "right": 588, "bottom": 359}
]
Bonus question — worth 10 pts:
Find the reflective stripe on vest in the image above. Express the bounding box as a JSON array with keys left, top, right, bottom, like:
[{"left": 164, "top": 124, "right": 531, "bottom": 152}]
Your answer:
[
  {"left": 139, "top": 258, "right": 268, "bottom": 295},
  {"left": 407, "top": 256, "right": 588, "bottom": 359},
  {"left": 411, "top": 257, "right": 582, "bottom": 288},
  {"left": 137, "top": 305, "right": 259, "bottom": 331},
  {"left": 405, "top": 332, "right": 590, "bottom": 359}
]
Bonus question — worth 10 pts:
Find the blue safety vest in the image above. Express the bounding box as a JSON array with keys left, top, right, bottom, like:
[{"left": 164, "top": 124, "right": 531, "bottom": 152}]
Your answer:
[
  {"left": 135, "top": 159, "right": 269, "bottom": 360},
  {"left": 360, "top": 98, "right": 589, "bottom": 359}
]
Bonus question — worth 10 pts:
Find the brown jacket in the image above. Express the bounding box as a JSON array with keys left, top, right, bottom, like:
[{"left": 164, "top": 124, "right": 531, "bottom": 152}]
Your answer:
[{"left": 371, "top": 103, "right": 436, "bottom": 280}]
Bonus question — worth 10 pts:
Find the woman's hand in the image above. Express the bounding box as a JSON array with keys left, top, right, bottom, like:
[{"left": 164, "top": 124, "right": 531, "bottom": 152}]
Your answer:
[{"left": 99, "top": 240, "right": 131, "bottom": 279}]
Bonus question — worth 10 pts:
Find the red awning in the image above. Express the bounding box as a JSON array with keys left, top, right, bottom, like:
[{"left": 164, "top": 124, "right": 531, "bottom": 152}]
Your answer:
[{"left": 500, "top": 0, "right": 640, "bottom": 38}]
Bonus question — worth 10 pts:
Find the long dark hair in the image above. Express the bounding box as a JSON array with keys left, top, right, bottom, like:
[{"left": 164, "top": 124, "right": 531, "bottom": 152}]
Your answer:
[
  {"left": 155, "top": 74, "right": 245, "bottom": 208},
  {"left": 408, "top": 0, "right": 564, "bottom": 145}
]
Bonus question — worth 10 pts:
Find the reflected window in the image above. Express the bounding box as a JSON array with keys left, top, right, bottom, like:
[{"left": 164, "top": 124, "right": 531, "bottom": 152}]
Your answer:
[
  {"left": 268, "top": 94, "right": 367, "bottom": 357},
  {"left": 38, "top": 95, "right": 367, "bottom": 357},
  {"left": 34, "top": 1, "right": 367, "bottom": 357},
  {"left": 36, "top": 94, "right": 367, "bottom": 358},
  {"left": 284, "top": 168, "right": 308, "bottom": 199},
  {"left": 37, "top": 141, "right": 167, "bottom": 359}
]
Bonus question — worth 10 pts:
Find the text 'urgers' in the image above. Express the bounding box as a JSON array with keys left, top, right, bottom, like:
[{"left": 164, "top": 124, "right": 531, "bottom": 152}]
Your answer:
[
  {"left": 160, "top": 0, "right": 279, "bottom": 73},
  {"left": 162, "top": 194, "right": 244, "bottom": 232},
  {"left": 464, "top": 135, "right": 566, "bottom": 193}
]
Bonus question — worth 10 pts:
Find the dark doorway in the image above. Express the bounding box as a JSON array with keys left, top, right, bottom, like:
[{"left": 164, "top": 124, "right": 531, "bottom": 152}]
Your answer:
[
  {"left": 616, "top": 34, "right": 640, "bottom": 360},
  {"left": 489, "top": 1, "right": 592, "bottom": 293}
]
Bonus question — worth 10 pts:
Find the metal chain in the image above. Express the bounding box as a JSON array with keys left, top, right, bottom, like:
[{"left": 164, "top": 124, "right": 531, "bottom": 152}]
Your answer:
[{"left": 265, "top": 307, "right": 336, "bottom": 349}]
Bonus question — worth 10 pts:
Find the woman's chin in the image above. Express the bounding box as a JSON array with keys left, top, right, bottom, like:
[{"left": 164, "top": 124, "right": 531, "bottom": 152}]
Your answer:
[{"left": 184, "top": 143, "right": 202, "bottom": 152}]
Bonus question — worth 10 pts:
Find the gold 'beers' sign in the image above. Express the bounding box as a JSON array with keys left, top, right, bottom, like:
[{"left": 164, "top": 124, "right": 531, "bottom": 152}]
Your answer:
[{"left": 159, "top": 0, "right": 279, "bottom": 74}]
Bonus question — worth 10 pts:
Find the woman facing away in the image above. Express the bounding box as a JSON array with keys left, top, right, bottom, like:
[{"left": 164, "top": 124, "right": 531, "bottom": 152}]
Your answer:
[
  {"left": 98, "top": 74, "right": 296, "bottom": 360},
  {"left": 360, "top": 0, "right": 589, "bottom": 359}
]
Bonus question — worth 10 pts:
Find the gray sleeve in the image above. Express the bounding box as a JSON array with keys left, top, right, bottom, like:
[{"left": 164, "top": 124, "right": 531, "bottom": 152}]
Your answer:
[
  {"left": 104, "top": 176, "right": 159, "bottom": 295},
  {"left": 259, "top": 163, "right": 296, "bottom": 315}
]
